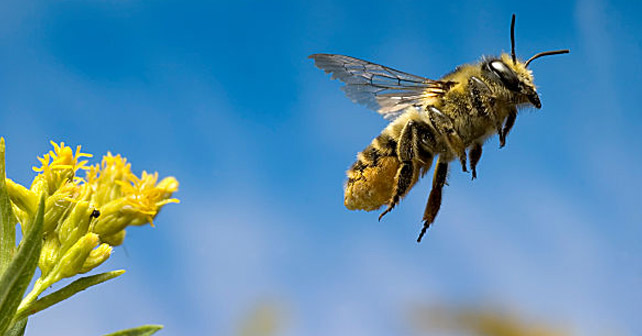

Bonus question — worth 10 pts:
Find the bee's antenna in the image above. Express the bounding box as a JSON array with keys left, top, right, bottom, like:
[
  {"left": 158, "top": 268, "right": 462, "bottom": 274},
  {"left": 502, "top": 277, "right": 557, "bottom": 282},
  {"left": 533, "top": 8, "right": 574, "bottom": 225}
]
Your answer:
[
  {"left": 524, "top": 49, "right": 570, "bottom": 68},
  {"left": 510, "top": 14, "right": 516, "bottom": 65}
]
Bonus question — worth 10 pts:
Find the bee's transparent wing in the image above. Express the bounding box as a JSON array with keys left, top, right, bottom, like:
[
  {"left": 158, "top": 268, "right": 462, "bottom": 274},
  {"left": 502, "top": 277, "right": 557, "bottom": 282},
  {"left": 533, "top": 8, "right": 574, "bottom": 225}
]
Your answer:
[{"left": 310, "top": 54, "right": 454, "bottom": 120}]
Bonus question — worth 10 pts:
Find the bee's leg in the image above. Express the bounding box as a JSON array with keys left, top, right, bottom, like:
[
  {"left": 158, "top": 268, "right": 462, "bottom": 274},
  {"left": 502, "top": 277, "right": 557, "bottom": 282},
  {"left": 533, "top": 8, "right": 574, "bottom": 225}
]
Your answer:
[
  {"left": 378, "top": 121, "right": 419, "bottom": 221},
  {"left": 458, "top": 151, "right": 467, "bottom": 174},
  {"left": 500, "top": 106, "right": 517, "bottom": 148},
  {"left": 496, "top": 124, "right": 507, "bottom": 148},
  {"left": 416, "top": 122, "right": 437, "bottom": 173},
  {"left": 427, "top": 106, "right": 467, "bottom": 173},
  {"left": 469, "top": 142, "right": 482, "bottom": 180},
  {"left": 418, "top": 156, "right": 449, "bottom": 242},
  {"left": 469, "top": 76, "right": 503, "bottom": 142}
]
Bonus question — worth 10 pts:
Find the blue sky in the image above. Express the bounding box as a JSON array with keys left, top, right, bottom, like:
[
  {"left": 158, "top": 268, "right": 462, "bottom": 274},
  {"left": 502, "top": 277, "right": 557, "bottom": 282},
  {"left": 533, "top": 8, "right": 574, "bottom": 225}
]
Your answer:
[{"left": 1, "top": 0, "right": 641, "bottom": 335}]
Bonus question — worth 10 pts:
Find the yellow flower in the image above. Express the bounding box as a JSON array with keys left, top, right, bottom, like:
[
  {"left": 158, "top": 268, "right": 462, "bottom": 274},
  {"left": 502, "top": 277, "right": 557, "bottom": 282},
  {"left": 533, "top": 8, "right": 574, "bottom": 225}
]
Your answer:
[
  {"left": 4, "top": 138, "right": 179, "bottom": 317},
  {"left": 121, "top": 171, "right": 179, "bottom": 226},
  {"left": 90, "top": 176, "right": 179, "bottom": 238},
  {"left": 33, "top": 141, "right": 92, "bottom": 174},
  {"left": 85, "top": 153, "right": 179, "bottom": 241},
  {"left": 82, "top": 153, "right": 132, "bottom": 206},
  {"left": 6, "top": 140, "right": 179, "bottom": 285},
  {"left": 31, "top": 141, "right": 91, "bottom": 196}
]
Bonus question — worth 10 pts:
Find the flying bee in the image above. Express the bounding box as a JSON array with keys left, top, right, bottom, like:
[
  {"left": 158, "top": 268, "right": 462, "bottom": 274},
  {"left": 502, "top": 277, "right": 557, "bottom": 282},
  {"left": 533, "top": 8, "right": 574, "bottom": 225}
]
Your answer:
[{"left": 310, "top": 15, "right": 569, "bottom": 242}]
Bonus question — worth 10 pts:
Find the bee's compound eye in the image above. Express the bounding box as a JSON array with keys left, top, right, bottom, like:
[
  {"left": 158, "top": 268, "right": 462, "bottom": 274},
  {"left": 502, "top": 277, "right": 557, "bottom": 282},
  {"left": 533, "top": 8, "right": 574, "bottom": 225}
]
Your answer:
[{"left": 488, "top": 61, "right": 519, "bottom": 91}]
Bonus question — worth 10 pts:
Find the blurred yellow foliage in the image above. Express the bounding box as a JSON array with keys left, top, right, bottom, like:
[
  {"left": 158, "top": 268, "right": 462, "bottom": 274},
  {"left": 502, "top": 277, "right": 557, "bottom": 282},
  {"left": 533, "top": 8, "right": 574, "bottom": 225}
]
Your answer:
[{"left": 409, "top": 304, "right": 571, "bottom": 336}]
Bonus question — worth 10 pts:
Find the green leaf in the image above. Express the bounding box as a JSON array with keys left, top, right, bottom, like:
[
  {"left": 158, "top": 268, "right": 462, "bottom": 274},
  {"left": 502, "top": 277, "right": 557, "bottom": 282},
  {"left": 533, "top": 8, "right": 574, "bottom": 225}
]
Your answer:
[
  {"left": 0, "top": 196, "right": 44, "bottom": 335},
  {"left": 14, "top": 270, "right": 125, "bottom": 320},
  {"left": 4, "top": 318, "right": 27, "bottom": 336},
  {"left": 0, "top": 138, "right": 17, "bottom": 275},
  {"left": 102, "top": 325, "right": 163, "bottom": 336}
]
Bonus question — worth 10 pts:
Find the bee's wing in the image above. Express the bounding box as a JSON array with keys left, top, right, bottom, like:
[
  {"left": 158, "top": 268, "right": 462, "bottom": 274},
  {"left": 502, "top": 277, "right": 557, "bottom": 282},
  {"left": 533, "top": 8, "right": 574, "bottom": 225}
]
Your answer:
[{"left": 310, "top": 54, "right": 454, "bottom": 120}]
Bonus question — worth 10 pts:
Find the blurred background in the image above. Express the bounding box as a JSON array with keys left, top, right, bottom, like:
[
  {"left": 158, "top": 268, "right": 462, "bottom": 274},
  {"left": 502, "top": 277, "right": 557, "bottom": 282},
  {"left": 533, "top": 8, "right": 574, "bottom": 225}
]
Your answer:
[{"left": 0, "top": 0, "right": 640, "bottom": 335}]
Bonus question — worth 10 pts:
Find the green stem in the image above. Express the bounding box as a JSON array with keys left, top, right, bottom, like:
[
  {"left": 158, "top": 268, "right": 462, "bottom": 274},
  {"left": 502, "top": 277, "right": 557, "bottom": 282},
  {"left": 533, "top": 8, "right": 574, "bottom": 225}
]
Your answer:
[
  {"left": 13, "top": 270, "right": 124, "bottom": 321},
  {"left": 16, "top": 277, "right": 48, "bottom": 314}
]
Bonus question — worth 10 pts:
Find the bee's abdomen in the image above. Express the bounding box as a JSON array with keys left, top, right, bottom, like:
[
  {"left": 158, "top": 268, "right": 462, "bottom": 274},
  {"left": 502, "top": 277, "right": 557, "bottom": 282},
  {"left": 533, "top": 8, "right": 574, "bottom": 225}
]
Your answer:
[{"left": 344, "top": 134, "right": 399, "bottom": 211}]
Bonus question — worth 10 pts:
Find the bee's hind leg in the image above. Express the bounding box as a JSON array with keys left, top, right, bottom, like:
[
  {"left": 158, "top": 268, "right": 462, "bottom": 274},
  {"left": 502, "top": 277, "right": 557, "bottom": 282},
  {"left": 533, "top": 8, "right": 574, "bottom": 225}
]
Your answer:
[
  {"left": 418, "top": 156, "right": 449, "bottom": 242},
  {"left": 378, "top": 120, "right": 422, "bottom": 221}
]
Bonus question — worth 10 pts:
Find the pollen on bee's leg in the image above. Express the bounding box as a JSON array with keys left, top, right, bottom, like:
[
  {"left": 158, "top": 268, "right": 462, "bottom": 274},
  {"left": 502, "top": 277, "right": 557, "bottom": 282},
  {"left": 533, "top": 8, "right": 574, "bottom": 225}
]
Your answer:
[{"left": 344, "top": 156, "right": 399, "bottom": 211}]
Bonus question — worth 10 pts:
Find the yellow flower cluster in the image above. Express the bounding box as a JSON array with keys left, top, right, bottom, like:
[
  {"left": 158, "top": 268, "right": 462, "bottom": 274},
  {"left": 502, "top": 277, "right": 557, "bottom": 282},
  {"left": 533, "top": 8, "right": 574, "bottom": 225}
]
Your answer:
[{"left": 6, "top": 141, "right": 178, "bottom": 291}]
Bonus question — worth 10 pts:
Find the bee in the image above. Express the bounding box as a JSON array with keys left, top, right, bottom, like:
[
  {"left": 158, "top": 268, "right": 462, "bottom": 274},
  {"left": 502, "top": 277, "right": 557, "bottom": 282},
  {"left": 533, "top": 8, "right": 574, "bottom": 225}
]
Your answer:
[{"left": 310, "top": 15, "right": 569, "bottom": 242}]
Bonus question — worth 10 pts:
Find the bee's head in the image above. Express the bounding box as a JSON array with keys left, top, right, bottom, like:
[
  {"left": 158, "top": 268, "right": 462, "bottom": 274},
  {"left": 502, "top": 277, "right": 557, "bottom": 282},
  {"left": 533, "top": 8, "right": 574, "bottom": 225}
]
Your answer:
[
  {"left": 483, "top": 55, "right": 541, "bottom": 108},
  {"left": 483, "top": 14, "right": 569, "bottom": 109}
]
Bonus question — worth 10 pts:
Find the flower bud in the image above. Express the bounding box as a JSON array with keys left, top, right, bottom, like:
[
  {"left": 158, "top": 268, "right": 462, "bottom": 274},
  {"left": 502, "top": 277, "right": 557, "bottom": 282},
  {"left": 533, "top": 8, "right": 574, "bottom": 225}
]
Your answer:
[
  {"left": 80, "top": 243, "right": 112, "bottom": 273},
  {"left": 57, "top": 201, "right": 92, "bottom": 252},
  {"left": 157, "top": 176, "right": 179, "bottom": 199},
  {"left": 38, "top": 233, "right": 61, "bottom": 277},
  {"left": 91, "top": 198, "right": 131, "bottom": 236},
  {"left": 101, "top": 229, "right": 126, "bottom": 246},
  {"left": 43, "top": 186, "right": 76, "bottom": 234},
  {"left": 129, "top": 218, "right": 149, "bottom": 227},
  {"left": 54, "top": 233, "right": 99, "bottom": 281},
  {"left": 5, "top": 178, "right": 37, "bottom": 215},
  {"left": 29, "top": 175, "right": 49, "bottom": 198}
]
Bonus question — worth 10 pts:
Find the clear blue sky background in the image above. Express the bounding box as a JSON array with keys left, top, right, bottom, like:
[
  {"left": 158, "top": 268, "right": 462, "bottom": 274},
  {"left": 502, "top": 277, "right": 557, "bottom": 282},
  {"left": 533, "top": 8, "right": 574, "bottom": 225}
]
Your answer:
[{"left": 1, "top": 0, "right": 641, "bottom": 335}]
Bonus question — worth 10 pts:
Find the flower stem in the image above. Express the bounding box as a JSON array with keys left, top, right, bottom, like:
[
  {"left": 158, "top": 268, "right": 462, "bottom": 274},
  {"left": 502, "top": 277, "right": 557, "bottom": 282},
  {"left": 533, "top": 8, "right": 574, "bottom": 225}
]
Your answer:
[{"left": 15, "top": 277, "right": 49, "bottom": 318}]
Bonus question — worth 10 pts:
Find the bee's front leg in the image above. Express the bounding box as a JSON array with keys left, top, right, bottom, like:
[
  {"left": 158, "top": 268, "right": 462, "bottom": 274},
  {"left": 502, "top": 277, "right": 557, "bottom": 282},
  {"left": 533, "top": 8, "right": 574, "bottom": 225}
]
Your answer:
[
  {"left": 469, "top": 76, "right": 505, "bottom": 145},
  {"left": 500, "top": 106, "right": 517, "bottom": 148}
]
